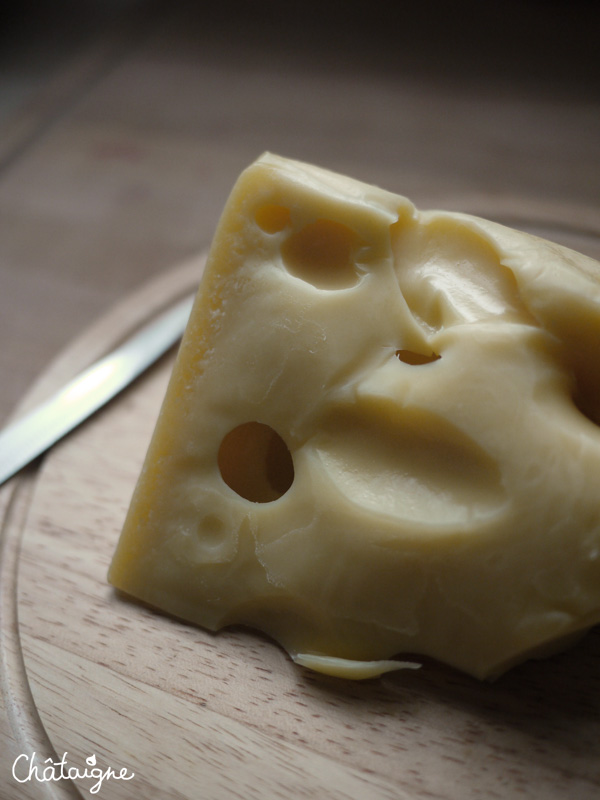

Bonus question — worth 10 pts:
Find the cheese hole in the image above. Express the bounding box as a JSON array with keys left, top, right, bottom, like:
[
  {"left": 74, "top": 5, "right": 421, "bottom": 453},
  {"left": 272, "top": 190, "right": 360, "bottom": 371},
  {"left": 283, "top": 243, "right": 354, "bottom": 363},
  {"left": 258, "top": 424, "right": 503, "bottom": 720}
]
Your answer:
[
  {"left": 395, "top": 349, "right": 441, "bottom": 365},
  {"left": 255, "top": 204, "right": 291, "bottom": 233},
  {"left": 199, "top": 514, "right": 225, "bottom": 545},
  {"left": 218, "top": 422, "right": 294, "bottom": 503},
  {"left": 282, "top": 219, "right": 359, "bottom": 289}
]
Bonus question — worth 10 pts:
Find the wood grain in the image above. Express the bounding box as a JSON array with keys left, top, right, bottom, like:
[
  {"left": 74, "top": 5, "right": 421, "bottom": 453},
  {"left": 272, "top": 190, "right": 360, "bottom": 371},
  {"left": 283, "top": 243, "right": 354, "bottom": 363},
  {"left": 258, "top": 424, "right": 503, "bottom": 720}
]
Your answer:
[{"left": 2, "top": 251, "right": 600, "bottom": 799}]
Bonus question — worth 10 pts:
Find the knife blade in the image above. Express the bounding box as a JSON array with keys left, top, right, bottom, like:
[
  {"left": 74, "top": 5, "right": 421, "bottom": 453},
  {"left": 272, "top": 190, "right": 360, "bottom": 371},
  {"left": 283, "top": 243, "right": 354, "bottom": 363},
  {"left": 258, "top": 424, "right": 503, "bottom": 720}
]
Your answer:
[{"left": 0, "top": 293, "right": 195, "bottom": 487}]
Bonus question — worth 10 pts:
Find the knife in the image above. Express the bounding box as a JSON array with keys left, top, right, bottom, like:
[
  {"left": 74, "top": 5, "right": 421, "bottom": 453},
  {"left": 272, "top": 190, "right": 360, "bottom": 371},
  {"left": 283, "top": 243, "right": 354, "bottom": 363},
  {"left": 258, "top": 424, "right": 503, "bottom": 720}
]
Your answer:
[{"left": 0, "top": 293, "right": 195, "bottom": 488}]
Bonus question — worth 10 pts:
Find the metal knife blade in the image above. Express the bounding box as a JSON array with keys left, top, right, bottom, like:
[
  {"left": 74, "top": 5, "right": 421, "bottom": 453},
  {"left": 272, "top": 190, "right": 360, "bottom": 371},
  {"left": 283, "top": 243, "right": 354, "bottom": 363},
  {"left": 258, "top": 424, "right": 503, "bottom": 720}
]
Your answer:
[{"left": 0, "top": 293, "right": 195, "bottom": 487}]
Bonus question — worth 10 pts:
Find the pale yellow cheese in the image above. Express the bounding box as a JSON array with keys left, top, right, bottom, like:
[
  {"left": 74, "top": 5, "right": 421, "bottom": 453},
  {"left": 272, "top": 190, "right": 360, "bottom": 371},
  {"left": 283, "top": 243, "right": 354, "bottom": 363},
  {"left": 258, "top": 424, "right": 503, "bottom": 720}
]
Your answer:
[{"left": 109, "top": 153, "right": 600, "bottom": 681}]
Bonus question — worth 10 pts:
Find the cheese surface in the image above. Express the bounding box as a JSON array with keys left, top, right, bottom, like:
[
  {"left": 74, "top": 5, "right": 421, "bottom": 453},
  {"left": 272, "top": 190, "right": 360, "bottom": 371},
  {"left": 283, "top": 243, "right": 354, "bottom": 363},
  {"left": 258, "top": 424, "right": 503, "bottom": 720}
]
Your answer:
[{"left": 109, "top": 153, "right": 600, "bottom": 680}]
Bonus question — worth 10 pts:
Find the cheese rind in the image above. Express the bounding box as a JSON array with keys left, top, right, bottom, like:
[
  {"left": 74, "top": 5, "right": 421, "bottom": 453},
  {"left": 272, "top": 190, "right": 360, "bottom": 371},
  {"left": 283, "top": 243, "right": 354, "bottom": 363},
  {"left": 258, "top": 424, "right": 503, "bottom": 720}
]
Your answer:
[{"left": 109, "top": 153, "right": 600, "bottom": 680}]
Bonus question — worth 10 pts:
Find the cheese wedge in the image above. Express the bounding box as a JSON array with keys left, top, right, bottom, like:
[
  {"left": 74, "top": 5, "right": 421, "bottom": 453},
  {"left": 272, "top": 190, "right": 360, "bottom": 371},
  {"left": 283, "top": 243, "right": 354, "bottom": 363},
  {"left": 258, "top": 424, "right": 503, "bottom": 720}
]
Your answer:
[{"left": 109, "top": 153, "right": 600, "bottom": 680}]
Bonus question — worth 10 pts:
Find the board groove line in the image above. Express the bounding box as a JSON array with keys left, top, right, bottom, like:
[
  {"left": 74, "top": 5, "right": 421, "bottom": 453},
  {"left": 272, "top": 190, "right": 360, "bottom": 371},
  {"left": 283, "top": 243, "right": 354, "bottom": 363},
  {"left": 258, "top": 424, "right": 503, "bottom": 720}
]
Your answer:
[{"left": 0, "top": 474, "right": 82, "bottom": 799}]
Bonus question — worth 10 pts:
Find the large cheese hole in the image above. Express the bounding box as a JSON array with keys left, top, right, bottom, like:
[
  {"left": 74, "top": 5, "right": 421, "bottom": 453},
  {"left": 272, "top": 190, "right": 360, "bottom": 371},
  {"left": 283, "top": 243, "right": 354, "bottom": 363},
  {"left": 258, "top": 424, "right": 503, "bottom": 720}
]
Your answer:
[
  {"left": 218, "top": 422, "right": 294, "bottom": 502},
  {"left": 281, "top": 219, "right": 359, "bottom": 289},
  {"left": 255, "top": 204, "right": 291, "bottom": 233},
  {"left": 396, "top": 349, "right": 441, "bottom": 365}
]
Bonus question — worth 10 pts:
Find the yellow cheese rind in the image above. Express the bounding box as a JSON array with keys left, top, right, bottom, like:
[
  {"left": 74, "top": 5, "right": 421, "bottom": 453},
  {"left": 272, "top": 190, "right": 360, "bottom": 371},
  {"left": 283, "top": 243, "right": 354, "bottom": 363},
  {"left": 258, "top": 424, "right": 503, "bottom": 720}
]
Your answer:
[{"left": 109, "top": 153, "right": 600, "bottom": 681}]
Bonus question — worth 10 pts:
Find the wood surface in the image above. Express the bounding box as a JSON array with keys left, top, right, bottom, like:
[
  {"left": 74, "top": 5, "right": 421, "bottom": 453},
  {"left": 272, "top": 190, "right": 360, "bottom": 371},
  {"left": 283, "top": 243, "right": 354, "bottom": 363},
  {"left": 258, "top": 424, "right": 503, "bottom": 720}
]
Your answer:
[{"left": 1, "top": 2, "right": 599, "bottom": 798}]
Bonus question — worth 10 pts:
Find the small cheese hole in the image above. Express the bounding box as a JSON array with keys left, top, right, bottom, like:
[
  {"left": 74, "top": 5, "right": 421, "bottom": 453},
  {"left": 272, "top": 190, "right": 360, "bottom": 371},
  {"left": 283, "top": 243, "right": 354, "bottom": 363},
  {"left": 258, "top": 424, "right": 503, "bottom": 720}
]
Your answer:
[
  {"left": 282, "top": 218, "right": 359, "bottom": 289},
  {"left": 255, "top": 204, "right": 291, "bottom": 233},
  {"left": 395, "top": 349, "right": 441, "bottom": 365},
  {"left": 218, "top": 422, "right": 294, "bottom": 503},
  {"left": 199, "top": 514, "right": 225, "bottom": 545}
]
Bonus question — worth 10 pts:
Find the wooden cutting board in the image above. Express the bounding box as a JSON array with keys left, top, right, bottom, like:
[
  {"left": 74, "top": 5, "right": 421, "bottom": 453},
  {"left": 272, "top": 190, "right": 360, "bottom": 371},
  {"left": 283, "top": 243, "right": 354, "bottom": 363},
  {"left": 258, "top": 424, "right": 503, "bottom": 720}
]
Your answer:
[{"left": 2, "top": 234, "right": 600, "bottom": 800}]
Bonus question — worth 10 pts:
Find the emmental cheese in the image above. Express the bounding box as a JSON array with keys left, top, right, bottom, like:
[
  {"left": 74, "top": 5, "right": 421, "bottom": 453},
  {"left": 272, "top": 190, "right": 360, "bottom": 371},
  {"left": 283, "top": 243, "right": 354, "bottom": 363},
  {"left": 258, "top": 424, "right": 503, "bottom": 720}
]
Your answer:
[{"left": 109, "top": 153, "right": 600, "bottom": 681}]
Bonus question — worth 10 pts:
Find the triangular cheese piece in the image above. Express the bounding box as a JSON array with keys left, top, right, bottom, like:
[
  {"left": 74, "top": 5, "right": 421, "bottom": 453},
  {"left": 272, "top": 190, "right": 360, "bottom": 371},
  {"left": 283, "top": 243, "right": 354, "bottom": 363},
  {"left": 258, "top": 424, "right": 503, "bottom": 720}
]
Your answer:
[{"left": 109, "top": 153, "right": 600, "bottom": 680}]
